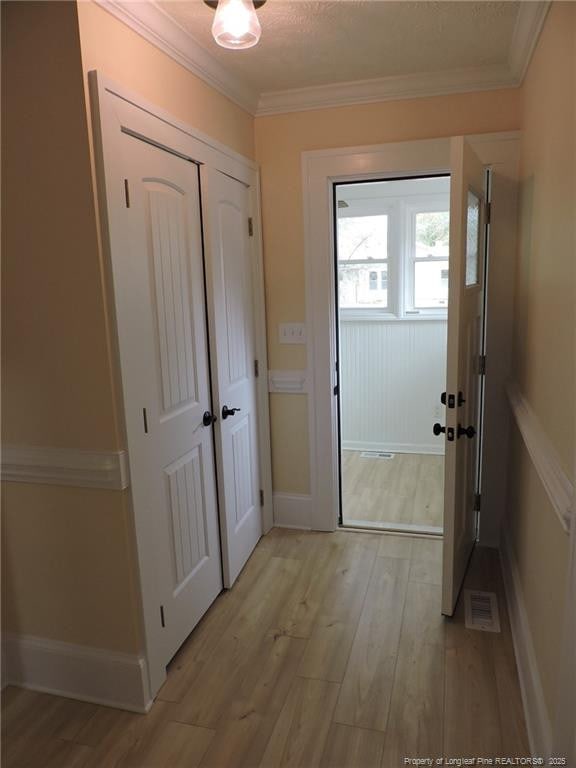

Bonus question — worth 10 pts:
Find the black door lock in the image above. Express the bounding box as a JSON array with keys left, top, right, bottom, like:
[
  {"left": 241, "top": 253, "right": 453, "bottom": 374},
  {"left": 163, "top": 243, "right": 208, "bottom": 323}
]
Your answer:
[
  {"left": 441, "top": 392, "right": 466, "bottom": 408},
  {"left": 457, "top": 424, "right": 476, "bottom": 439},
  {"left": 222, "top": 405, "right": 242, "bottom": 420},
  {"left": 202, "top": 411, "right": 217, "bottom": 427},
  {"left": 440, "top": 392, "right": 456, "bottom": 408},
  {"left": 433, "top": 423, "right": 455, "bottom": 441}
]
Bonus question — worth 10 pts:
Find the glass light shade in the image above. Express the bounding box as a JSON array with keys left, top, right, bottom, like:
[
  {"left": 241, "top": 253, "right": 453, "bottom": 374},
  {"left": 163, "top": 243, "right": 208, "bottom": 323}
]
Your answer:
[{"left": 212, "top": 0, "right": 261, "bottom": 49}]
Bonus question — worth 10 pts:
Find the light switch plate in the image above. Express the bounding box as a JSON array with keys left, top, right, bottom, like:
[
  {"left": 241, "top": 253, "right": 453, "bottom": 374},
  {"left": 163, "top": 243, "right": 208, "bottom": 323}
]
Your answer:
[{"left": 279, "top": 323, "right": 306, "bottom": 345}]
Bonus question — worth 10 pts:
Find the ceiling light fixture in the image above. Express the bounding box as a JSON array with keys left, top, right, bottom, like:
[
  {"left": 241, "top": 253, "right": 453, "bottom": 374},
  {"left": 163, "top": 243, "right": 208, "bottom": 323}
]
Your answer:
[{"left": 204, "top": 0, "right": 266, "bottom": 51}]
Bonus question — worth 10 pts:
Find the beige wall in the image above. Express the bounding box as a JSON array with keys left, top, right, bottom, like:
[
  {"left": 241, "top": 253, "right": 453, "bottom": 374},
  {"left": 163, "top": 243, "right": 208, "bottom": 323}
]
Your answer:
[
  {"left": 506, "top": 1, "right": 575, "bottom": 730},
  {"left": 513, "top": 2, "right": 575, "bottom": 475},
  {"left": 2, "top": 484, "right": 141, "bottom": 653},
  {"left": 2, "top": 0, "right": 255, "bottom": 655},
  {"left": 254, "top": 90, "right": 521, "bottom": 494},
  {"left": 2, "top": 0, "right": 141, "bottom": 653},
  {"left": 2, "top": 0, "right": 120, "bottom": 451}
]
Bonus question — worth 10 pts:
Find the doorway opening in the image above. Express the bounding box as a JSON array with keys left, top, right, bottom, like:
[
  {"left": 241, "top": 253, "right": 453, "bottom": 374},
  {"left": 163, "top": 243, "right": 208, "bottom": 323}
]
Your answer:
[{"left": 334, "top": 175, "right": 451, "bottom": 536}]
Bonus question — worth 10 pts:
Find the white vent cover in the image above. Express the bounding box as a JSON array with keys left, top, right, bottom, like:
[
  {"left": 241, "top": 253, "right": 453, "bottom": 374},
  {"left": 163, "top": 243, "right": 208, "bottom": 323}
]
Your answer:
[
  {"left": 359, "top": 451, "right": 395, "bottom": 460},
  {"left": 464, "top": 590, "right": 501, "bottom": 633}
]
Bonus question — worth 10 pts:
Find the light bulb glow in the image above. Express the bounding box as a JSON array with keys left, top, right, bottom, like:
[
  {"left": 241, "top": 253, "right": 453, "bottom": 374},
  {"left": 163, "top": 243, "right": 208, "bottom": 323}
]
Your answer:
[{"left": 212, "top": 0, "right": 261, "bottom": 49}]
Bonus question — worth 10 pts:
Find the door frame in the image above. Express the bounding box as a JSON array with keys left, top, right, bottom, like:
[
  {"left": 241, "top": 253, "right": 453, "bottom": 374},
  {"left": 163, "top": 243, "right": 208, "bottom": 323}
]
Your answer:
[
  {"left": 88, "top": 71, "right": 273, "bottom": 696},
  {"left": 302, "top": 133, "right": 520, "bottom": 534},
  {"left": 303, "top": 138, "right": 452, "bottom": 532}
]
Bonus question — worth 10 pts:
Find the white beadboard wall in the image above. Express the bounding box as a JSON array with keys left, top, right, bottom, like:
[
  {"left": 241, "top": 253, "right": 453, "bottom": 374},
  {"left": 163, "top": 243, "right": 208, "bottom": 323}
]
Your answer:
[{"left": 340, "top": 319, "right": 447, "bottom": 454}]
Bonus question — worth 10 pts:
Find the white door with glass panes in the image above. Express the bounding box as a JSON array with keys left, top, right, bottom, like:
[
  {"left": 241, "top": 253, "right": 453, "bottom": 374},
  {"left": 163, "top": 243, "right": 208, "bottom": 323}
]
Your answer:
[{"left": 442, "top": 137, "right": 487, "bottom": 616}]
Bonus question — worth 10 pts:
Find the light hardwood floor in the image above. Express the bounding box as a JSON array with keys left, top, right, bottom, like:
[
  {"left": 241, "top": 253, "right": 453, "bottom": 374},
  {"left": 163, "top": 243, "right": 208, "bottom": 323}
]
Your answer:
[
  {"left": 342, "top": 451, "right": 444, "bottom": 530},
  {"left": 2, "top": 528, "right": 529, "bottom": 768}
]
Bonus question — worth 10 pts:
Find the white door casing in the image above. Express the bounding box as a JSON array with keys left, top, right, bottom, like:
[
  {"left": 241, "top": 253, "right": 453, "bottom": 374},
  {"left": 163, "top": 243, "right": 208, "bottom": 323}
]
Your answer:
[
  {"left": 302, "top": 139, "right": 453, "bottom": 531},
  {"left": 441, "top": 136, "right": 487, "bottom": 616},
  {"left": 201, "top": 167, "right": 262, "bottom": 586},
  {"left": 89, "top": 72, "right": 273, "bottom": 699},
  {"left": 301, "top": 134, "right": 519, "bottom": 539}
]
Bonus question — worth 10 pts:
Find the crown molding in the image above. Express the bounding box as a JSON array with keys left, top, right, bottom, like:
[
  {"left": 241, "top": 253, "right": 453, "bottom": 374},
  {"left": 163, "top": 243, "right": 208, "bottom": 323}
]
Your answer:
[
  {"left": 93, "top": 0, "right": 550, "bottom": 119},
  {"left": 508, "top": 1, "right": 551, "bottom": 82},
  {"left": 256, "top": 64, "right": 516, "bottom": 117},
  {"left": 93, "top": 0, "right": 259, "bottom": 114}
]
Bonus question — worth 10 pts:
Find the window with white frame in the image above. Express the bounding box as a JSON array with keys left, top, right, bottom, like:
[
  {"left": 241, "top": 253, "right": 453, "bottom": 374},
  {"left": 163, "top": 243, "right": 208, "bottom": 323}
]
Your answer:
[
  {"left": 336, "top": 177, "right": 450, "bottom": 319},
  {"left": 406, "top": 207, "right": 450, "bottom": 312},
  {"left": 336, "top": 214, "right": 389, "bottom": 310}
]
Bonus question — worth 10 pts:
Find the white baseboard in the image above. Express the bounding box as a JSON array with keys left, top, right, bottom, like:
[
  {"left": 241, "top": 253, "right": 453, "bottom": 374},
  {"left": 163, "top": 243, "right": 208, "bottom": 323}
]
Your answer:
[
  {"left": 4, "top": 633, "right": 152, "bottom": 713},
  {"left": 500, "top": 528, "right": 552, "bottom": 757},
  {"left": 341, "top": 440, "right": 444, "bottom": 456},
  {"left": 273, "top": 493, "right": 313, "bottom": 529}
]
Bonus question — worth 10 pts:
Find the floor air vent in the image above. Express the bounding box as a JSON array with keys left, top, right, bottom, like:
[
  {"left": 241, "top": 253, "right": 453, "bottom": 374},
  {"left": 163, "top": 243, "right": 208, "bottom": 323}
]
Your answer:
[
  {"left": 464, "top": 590, "right": 501, "bottom": 633},
  {"left": 359, "top": 451, "right": 395, "bottom": 460}
]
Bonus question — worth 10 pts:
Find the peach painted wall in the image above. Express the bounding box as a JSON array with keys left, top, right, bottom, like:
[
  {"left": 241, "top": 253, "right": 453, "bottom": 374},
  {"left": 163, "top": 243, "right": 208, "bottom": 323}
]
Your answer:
[
  {"left": 2, "top": 0, "right": 141, "bottom": 653},
  {"left": 254, "top": 89, "right": 521, "bottom": 494},
  {"left": 506, "top": 1, "right": 575, "bottom": 727}
]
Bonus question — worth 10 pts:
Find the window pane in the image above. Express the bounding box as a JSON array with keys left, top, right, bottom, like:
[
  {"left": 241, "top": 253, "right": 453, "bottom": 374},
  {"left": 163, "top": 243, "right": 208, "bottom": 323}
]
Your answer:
[
  {"left": 414, "top": 260, "right": 449, "bottom": 308},
  {"left": 415, "top": 211, "right": 449, "bottom": 259},
  {"left": 337, "top": 215, "right": 388, "bottom": 262},
  {"left": 466, "top": 191, "right": 480, "bottom": 286},
  {"left": 339, "top": 263, "right": 388, "bottom": 309}
]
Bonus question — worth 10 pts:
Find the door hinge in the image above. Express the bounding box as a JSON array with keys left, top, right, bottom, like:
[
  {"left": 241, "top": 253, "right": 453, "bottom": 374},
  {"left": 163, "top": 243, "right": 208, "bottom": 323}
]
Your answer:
[
  {"left": 124, "top": 179, "right": 130, "bottom": 208},
  {"left": 333, "top": 384, "right": 339, "bottom": 396},
  {"left": 478, "top": 354, "right": 486, "bottom": 376},
  {"left": 160, "top": 605, "right": 165, "bottom": 628},
  {"left": 254, "top": 359, "right": 259, "bottom": 378},
  {"left": 259, "top": 489, "right": 264, "bottom": 507},
  {"left": 248, "top": 217, "right": 254, "bottom": 237},
  {"left": 473, "top": 493, "right": 481, "bottom": 512},
  {"left": 486, "top": 201, "right": 491, "bottom": 225}
]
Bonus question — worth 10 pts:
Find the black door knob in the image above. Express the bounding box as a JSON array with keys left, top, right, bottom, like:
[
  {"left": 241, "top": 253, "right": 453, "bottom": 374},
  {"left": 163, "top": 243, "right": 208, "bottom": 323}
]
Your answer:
[
  {"left": 457, "top": 424, "right": 476, "bottom": 439},
  {"left": 433, "top": 422, "right": 446, "bottom": 436},
  {"left": 222, "top": 405, "right": 242, "bottom": 420},
  {"left": 202, "top": 411, "right": 217, "bottom": 427}
]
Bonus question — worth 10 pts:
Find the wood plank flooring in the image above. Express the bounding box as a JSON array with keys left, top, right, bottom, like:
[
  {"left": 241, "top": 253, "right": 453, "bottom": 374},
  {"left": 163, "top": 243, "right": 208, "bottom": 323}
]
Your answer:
[
  {"left": 342, "top": 451, "right": 444, "bottom": 529},
  {"left": 2, "top": 528, "right": 529, "bottom": 768}
]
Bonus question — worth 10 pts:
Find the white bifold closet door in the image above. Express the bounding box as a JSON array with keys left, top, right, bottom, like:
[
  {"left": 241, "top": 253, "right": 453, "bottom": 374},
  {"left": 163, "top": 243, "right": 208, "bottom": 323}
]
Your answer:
[
  {"left": 201, "top": 167, "right": 262, "bottom": 587},
  {"left": 117, "top": 134, "right": 223, "bottom": 683}
]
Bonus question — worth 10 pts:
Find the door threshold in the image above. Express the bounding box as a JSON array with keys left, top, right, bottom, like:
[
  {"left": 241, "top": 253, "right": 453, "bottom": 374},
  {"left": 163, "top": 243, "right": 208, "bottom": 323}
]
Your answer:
[{"left": 340, "top": 519, "right": 443, "bottom": 537}]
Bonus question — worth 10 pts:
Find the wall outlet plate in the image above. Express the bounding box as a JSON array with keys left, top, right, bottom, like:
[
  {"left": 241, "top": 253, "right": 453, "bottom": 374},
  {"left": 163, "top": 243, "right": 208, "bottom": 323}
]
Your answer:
[{"left": 279, "top": 323, "right": 306, "bottom": 344}]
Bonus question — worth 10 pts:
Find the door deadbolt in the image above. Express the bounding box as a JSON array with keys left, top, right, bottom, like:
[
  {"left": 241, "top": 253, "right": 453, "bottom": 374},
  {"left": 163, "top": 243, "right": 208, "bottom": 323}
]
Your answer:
[{"left": 433, "top": 423, "right": 454, "bottom": 441}]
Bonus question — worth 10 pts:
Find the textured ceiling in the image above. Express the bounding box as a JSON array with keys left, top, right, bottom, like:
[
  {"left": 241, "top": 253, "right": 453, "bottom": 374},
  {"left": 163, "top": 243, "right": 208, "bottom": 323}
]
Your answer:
[{"left": 156, "top": 1, "right": 520, "bottom": 93}]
